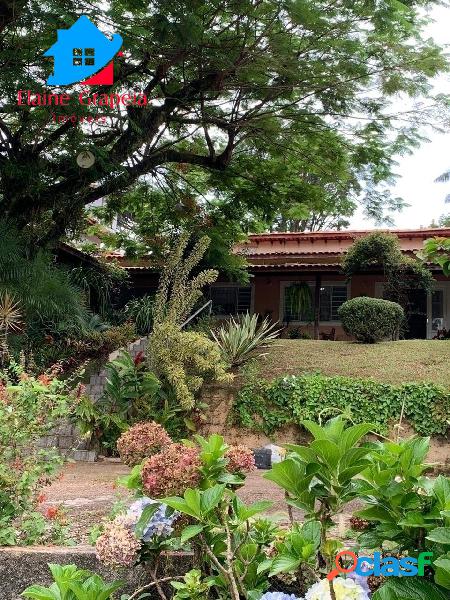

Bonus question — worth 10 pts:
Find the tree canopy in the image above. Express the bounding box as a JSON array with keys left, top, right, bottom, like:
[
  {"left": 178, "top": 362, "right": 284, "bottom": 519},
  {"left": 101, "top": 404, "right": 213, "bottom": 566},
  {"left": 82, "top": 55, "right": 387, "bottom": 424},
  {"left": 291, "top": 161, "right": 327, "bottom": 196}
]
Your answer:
[{"left": 0, "top": 0, "right": 447, "bottom": 250}]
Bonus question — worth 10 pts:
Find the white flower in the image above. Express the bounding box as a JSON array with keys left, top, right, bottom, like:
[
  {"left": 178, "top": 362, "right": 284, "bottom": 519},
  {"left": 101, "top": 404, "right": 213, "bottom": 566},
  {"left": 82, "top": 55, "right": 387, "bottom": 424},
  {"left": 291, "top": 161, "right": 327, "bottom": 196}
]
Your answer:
[{"left": 305, "top": 577, "right": 370, "bottom": 600}]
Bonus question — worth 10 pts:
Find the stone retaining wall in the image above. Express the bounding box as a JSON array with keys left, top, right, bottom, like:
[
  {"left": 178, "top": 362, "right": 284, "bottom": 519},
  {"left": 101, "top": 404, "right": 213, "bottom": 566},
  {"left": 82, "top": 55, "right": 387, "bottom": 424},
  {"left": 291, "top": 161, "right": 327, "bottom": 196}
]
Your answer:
[
  {"left": 37, "top": 336, "right": 149, "bottom": 461},
  {"left": 0, "top": 546, "right": 193, "bottom": 600}
]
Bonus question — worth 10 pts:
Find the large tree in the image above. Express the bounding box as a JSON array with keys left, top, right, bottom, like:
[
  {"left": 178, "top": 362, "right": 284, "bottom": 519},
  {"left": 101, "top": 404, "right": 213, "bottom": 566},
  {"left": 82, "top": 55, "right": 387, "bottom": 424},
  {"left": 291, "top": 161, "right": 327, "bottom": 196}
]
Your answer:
[{"left": 0, "top": 0, "right": 447, "bottom": 248}]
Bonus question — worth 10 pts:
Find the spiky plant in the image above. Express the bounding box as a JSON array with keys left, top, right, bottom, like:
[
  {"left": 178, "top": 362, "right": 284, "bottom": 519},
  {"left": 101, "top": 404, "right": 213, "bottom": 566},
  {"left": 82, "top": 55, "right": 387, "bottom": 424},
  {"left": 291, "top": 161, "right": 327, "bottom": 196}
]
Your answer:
[
  {"left": 211, "top": 313, "right": 282, "bottom": 366},
  {"left": 0, "top": 292, "right": 23, "bottom": 335}
]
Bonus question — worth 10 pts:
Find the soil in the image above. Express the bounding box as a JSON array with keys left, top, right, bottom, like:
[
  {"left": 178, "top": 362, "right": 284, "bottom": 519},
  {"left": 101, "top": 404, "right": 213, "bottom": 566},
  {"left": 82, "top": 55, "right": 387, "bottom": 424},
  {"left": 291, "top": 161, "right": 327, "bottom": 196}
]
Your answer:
[{"left": 43, "top": 460, "right": 361, "bottom": 545}]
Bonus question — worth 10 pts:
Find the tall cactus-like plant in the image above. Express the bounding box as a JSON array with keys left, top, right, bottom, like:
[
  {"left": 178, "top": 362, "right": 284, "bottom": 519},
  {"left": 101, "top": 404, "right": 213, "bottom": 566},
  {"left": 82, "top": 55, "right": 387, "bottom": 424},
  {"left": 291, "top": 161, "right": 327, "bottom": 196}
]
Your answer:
[
  {"left": 152, "top": 232, "right": 218, "bottom": 327},
  {"left": 149, "top": 234, "right": 231, "bottom": 410}
]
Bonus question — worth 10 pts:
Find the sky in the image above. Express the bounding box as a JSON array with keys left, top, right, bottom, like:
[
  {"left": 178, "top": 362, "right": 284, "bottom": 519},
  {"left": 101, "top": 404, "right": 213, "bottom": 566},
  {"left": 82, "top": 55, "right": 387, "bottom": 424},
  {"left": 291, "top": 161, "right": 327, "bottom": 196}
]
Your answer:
[{"left": 350, "top": 3, "right": 450, "bottom": 230}]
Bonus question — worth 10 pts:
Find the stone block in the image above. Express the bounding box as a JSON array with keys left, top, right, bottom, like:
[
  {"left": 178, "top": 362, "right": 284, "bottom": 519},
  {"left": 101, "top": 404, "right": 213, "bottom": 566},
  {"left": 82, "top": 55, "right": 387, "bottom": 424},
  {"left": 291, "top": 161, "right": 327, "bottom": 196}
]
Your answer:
[{"left": 68, "top": 450, "right": 97, "bottom": 462}]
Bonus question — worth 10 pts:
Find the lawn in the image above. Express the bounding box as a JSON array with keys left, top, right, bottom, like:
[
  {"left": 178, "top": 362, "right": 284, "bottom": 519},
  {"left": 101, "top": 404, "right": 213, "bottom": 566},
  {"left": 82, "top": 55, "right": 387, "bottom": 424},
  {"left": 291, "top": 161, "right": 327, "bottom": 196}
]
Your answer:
[{"left": 262, "top": 339, "right": 450, "bottom": 386}]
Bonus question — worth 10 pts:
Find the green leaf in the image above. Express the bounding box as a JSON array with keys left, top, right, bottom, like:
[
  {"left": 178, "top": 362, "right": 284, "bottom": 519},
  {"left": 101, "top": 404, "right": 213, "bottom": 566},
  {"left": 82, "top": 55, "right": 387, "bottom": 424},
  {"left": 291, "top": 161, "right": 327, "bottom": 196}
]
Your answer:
[
  {"left": 184, "top": 488, "right": 202, "bottom": 518},
  {"left": 339, "top": 423, "right": 373, "bottom": 452},
  {"left": 161, "top": 496, "right": 199, "bottom": 519},
  {"left": 398, "top": 512, "right": 427, "bottom": 528},
  {"left": 301, "top": 420, "right": 326, "bottom": 440},
  {"left": 200, "top": 484, "right": 225, "bottom": 515},
  {"left": 180, "top": 524, "right": 204, "bottom": 543},
  {"left": 355, "top": 506, "right": 396, "bottom": 523},
  {"left": 21, "top": 586, "right": 59, "bottom": 600},
  {"left": 434, "top": 554, "right": 450, "bottom": 590},
  {"left": 372, "top": 578, "right": 449, "bottom": 600},
  {"left": 264, "top": 459, "right": 309, "bottom": 497},
  {"left": 310, "top": 439, "right": 341, "bottom": 469},
  {"left": 268, "top": 555, "right": 300, "bottom": 576},
  {"left": 135, "top": 503, "right": 159, "bottom": 538},
  {"left": 302, "top": 520, "right": 321, "bottom": 549},
  {"left": 237, "top": 500, "right": 273, "bottom": 521},
  {"left": 427, "top": 527, "right": 450, "bottom": 544}
]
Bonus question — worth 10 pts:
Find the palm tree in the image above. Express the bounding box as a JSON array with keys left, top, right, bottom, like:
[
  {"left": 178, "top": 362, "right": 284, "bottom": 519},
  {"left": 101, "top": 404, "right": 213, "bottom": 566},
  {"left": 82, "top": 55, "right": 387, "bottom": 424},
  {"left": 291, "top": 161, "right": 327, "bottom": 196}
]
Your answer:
[{"left": 434, "top": 170, "right": 450, "bottom": 204}]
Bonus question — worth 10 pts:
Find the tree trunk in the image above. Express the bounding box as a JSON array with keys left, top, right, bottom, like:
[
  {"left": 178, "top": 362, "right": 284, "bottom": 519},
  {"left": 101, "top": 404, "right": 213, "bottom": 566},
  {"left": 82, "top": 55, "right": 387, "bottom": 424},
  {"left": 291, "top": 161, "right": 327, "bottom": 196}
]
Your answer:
[{"left": 314, "top": 274, "right": 321, "bottom": 340}]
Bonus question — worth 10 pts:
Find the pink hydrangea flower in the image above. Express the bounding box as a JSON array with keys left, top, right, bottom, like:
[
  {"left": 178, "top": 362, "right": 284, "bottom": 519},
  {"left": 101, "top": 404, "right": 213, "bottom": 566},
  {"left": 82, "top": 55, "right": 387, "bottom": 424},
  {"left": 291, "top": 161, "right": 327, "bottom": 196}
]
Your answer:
[
  {"left": 225, "top": 444, "right": 256, "bottom": 473},
  {"left": 96, "top": 522, "right": 141, "bottom": 567},
  {"left": 117, "top": 421, "right": 172, "bottom": 467},
  {"left": 141, "top": 443, "right": 202, "bottom": 498}
]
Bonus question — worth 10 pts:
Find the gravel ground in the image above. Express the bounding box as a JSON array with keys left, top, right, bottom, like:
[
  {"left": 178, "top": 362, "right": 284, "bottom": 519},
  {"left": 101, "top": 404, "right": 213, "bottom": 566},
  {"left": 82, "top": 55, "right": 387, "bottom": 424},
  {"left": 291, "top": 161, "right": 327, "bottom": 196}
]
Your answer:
[{"left": 43, "top": 461, "right": 359, "bottom": 544}]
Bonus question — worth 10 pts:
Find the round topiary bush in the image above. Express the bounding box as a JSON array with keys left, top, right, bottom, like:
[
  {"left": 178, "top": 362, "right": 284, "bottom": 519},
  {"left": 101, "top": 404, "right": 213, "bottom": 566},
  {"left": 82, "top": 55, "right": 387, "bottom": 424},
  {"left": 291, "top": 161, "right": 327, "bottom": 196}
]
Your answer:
[{"left": 338, "top": 296, "right": 404, "bottom": 343}]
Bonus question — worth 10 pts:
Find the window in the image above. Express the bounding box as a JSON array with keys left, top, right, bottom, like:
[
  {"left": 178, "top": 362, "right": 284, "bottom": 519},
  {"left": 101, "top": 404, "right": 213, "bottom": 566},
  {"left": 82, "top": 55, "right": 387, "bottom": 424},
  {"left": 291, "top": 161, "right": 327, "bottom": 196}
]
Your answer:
[
  {"left": 431, "top": 290, "right": 444, "bottom": 332},
  {"left": 73, "top": 48, "right": 95, "bottom": 67},
  {"left": 282, "top": 282, "right": 347, "bottom": 322},
  {"left": 319, "top": 285, "right": 348, "bottom": 321},
  {"left": 210, "top": 286, "right": 251, "bottom": 315}
]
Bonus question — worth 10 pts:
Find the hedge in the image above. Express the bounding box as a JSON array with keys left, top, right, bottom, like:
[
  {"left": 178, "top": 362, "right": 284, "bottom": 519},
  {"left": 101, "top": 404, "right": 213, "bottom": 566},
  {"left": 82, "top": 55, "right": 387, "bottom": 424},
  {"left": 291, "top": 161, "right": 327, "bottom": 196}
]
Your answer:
[{"left": 233, "top": 373, "right": 450, "bottom": 437}]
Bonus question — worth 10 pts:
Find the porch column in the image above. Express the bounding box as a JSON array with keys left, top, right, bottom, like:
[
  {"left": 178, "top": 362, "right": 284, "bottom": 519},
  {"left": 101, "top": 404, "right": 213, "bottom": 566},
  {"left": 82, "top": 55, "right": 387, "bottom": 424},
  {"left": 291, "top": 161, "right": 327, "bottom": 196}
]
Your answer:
[{"left": 314, "top": 273, "right": 321, "bottom": 340}]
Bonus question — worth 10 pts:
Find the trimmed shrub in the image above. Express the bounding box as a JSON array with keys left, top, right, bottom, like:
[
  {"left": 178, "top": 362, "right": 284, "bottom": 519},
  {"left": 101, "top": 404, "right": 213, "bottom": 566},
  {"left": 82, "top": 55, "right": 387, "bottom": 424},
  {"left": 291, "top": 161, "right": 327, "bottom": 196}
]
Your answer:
[
  {"left": 338, "top": 296, "right": 404, "bottom": 343},
  {"left": 233, "top": 373, "right": 450, "bottom": 437}
]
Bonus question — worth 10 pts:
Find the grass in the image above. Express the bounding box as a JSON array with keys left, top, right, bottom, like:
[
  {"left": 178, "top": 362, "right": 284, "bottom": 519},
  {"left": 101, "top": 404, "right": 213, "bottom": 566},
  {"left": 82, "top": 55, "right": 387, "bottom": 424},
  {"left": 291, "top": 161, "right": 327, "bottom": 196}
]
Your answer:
[{"left": 262, "top": 339, "right": 450, "bottom": 386}]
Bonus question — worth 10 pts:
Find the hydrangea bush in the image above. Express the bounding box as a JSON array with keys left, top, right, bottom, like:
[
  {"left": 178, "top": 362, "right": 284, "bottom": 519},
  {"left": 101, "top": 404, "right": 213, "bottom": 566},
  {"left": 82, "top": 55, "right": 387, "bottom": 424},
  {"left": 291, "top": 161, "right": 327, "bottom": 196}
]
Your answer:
[
  {"left": 117, "top": 421, "right": 172, "bottom": 467},
  {"left": 91, "top": 419, "right": 450, "bottom": 600}
]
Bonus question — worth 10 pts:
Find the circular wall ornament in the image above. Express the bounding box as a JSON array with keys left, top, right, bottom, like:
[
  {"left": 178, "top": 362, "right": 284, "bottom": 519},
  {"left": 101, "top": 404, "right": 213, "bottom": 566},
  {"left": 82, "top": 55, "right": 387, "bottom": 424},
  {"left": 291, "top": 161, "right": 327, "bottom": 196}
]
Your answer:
[{"left": 76, "top": 150, "right": 95, "bottom": 169}]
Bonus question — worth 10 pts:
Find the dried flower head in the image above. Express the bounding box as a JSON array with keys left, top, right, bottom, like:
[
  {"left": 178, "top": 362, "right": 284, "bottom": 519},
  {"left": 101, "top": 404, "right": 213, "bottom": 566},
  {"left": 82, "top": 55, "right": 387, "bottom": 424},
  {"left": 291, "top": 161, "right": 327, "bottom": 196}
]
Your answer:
[
  {"left": 141, "top": 443, "right": 201, "bottom": 498},
  {"left": 96, "top": 522, "right": 141, "bottom": 567},
  {"left": 225, "top": 444, "right": 256, "bottom": 473},
  {"left": 117, "top": 421, "right": 172, "bottom": 467}
]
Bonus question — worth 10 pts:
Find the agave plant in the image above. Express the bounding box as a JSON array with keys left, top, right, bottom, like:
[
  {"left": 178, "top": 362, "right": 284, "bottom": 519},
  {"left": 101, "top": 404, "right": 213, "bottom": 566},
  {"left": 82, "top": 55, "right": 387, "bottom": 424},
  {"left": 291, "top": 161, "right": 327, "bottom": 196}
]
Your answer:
[
  {"left": 0, "top": 291, "right": 23, "bottom": 335},
  {"left": 211, "top": 312, "right": 281, "bottom": 366}
]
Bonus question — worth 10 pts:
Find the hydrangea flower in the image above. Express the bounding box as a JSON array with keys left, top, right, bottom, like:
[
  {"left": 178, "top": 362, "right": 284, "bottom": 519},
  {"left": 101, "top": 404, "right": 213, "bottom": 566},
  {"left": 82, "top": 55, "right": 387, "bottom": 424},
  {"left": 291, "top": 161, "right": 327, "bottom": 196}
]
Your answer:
[
  {"left": 305, "top": 577, "right": 370, "bottom": 600},
  {"left": 141, "top": 443, "right": 202, "bottom": 497},
  {"left": 347, "top": 562, "right": 371, "bottom": 595},
  {"left": 117, "top": 421, "right": 172, "bottom": 467},
  {"left": 225, "top": 444, "right": 256, "bottom": 473},
  {"left": 124, "top": 496, "right": 178, "bottom": 542},
  {"left": 95, "top": 522, "right": 141, "bottom": 567},
  {"left": 260, "top": 593, "right": 300, "bottom": 600}
]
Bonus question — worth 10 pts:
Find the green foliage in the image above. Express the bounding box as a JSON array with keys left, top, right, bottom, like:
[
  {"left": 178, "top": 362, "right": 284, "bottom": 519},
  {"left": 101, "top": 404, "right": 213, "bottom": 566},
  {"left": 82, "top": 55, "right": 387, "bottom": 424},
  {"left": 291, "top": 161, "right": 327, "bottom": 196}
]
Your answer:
[
  {"left": 0, "top": 221, "right": 89, "bottom": 338},
  {"left": 234, "top": 373, "right": 449, "bottom": 437},
  {"left": 265, "top": 416, "right": 372, "bottom": 565},
  {"left": 171, "top": 569, "right": 213, "bottom": 600},
  {"left": 148, "top": 234, "right": 231, "bottom": 410},
  {"left": 21, "top": 563, "right": 123, "bottom": 600},
  {"left": 0, "top": 363, "right": 71, "bottom": 543},
  {"left": 211, "top": 313, "right": 282, "bottom": 367},
  {"left": 342, "top": 232, "right": 434, "bottom": 329},
  {"left": 355, "top": 437, "right": 450, "bottom": 592},
  {"left": 72, "top": 351, "right": 186, "bottom": 453},
  {"left": 284, "top": 283, "right": 313, "bottom": 323},
  {"left": 124, "top": 295, "right": 154, "bottom": 335},
  {"left": 418, "top": 237, "right": 450, "bottom": 276},
  {"left": 1, "top": 0, "right": 448, "bottom": 254},
  {"left": 338, "top": 297, "right": 404, "bottom": 343}
]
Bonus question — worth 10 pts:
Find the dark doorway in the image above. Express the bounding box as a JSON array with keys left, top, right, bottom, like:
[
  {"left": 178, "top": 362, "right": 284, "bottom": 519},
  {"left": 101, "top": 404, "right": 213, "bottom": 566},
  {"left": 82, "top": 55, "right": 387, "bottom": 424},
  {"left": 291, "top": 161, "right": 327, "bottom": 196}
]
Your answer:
[{"left": 405, "top": 289, "right": 427, "bottom": 339}]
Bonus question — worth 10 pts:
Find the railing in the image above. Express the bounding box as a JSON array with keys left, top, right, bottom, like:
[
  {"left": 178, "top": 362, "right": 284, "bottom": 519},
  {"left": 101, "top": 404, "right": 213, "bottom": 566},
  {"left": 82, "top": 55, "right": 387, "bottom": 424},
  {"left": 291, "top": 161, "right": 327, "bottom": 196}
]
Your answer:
[{"left": 180, "top": 299, "right": 212, "bottom": 329}]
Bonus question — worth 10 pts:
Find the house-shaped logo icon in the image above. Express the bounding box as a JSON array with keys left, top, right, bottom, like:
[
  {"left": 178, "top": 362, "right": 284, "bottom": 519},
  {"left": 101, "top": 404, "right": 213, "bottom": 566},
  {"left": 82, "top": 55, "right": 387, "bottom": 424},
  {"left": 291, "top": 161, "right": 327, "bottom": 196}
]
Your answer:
[{"left": 44, "top": 15, "right": 123, "bottom": 86}]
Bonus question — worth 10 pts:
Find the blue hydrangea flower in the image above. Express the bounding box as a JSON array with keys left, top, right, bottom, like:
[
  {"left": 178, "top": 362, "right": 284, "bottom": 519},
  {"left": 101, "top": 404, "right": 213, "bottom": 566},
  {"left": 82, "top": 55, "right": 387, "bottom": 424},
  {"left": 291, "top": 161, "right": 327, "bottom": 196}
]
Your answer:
[
  {"left": 126, "top": 497, "right": 178, "bottom": 542},
  {"left": 260, "top": 593, "right": 300, "bottom": 600}
]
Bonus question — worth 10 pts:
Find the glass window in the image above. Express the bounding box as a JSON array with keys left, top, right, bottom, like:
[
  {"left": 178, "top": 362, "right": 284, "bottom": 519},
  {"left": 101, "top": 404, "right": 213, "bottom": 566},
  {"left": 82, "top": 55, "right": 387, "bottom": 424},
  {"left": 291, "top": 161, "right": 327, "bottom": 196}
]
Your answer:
[
  {"left": 210, "top": 286, "right": 251, "bottom": 315},
  {"left": 431, "top": 290, "right": 444, "bottom": 331},
  {"left": 283, "top": 283, "right": 347, "bottom": 322}
]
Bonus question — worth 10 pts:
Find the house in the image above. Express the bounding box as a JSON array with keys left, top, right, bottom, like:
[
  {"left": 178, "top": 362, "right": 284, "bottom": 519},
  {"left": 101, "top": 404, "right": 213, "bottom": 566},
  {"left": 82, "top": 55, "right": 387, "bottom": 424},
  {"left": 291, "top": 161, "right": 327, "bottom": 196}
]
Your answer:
[
  {"left": 226, "top": 228, "right": 450, "bottom": 340},
  {"left": 44, "top": 15, "right": 122, "bottom": 85},
  {"left": 85, "top": 227, "right": 450, "bottom": 340}
]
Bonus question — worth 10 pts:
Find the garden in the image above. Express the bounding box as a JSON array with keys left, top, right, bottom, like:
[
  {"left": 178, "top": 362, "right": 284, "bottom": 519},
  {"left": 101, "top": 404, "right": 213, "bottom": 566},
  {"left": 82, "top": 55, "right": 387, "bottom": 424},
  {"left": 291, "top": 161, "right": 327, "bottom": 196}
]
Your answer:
[
  {"left": 0, "top": 230, "right": 449, "bottom": 600},
  {"left": 2, "top": 1, "right": 450, "bottom": 599}
]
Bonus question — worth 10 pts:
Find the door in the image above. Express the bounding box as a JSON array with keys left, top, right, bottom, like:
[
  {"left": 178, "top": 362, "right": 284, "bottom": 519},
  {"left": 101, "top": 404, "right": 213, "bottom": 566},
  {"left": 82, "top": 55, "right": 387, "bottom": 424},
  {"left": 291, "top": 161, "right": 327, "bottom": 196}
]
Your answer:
[
  {"left": 405, "top": 289, "right": 427, "bottom": 339},
  {"left": 427, "top": 287, "right": 447, "bottom": 338}
]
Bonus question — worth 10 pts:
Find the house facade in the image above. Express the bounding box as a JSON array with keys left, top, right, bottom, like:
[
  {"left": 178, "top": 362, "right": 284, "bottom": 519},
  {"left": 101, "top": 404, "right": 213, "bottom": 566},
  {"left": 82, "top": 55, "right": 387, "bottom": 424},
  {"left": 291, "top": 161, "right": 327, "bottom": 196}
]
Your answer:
[{"left": 214, "top": 228, "right": 450, "bottom": 340}]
